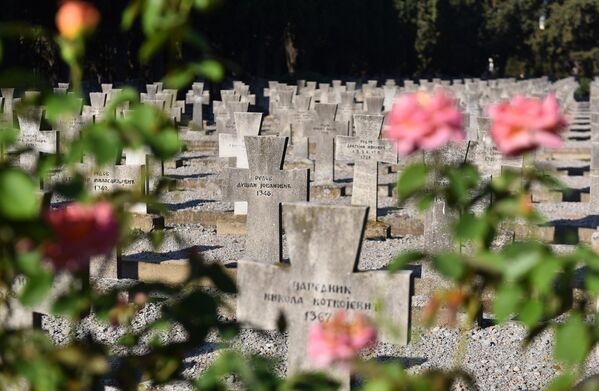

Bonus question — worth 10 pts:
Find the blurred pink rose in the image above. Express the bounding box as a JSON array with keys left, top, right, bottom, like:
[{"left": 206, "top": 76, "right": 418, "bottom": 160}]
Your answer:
[
  {"left": 43, "top": 201, "right": 119, "bottom": 271},
  {"left": 384, "top": 89, "right": 464, "bottom": 155},
  {"left": 307, "top": 311, "right": 377, "bottom": 367},
  {"left": 56, "top": 1, "right": 100, "bottom": 40},
  {"left": 487, "top": 94, "right": 568, "bottom": 156}
]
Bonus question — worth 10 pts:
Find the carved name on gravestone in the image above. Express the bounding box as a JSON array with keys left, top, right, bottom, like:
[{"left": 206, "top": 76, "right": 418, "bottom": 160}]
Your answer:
[
  {"left": 335, "top": 114, "right": 397, "bottom": 220},
  {"left": 16, "top": 107, "right": 57, "bottom": 169},
  {"left": 305, "top": 103, "right": 348, "bottom": 182},
  {"left": 222, "top": 136, "right": 308, "bottom": 264},
  {"left": 85, "top": 164, "right": 144, "bottom": 194},
  {"left": 219, "top": 112, "right": 263, "bottom": 215},
  {"left": 237, "top": 203, "right": 412, "bottom": 390}
]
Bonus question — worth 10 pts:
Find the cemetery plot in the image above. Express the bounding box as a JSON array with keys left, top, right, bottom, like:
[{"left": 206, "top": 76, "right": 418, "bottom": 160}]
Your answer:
[{"left": 237, "top": 203, "right": 412, "bottom": 389}]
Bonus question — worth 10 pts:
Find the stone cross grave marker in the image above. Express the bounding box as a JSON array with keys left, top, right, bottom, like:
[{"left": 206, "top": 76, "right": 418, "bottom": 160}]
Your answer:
[
  {"left": 145, "top": 84, "right": 159, "bottom": 99},
  {"left": 216, "top": 101, "right": 249, "bottom": 134},
  {"left": 219, "top": 112, "right": 263, "bottom": 215},
  {"left": 83, "top": 92, "right": 107, "bottom": 123},
  {"left": 423, "top": 143, "right": 470, "bottom": 252},
  {"left": 237, "top": 203, "right": 412, "bottom": 390},
  {"left": 383, "top": 85, "right": 397, "bottom": 112},
  {"left": 123, "top": 147, "right": 153, "bottom": 214},
  {"left": 305, "top": 103, "right": 348, "bottom": 182},
  {"left": 1, "top": 88, "right": 14, "bottom": 125},
  {"left": 44, "top": 156, "right": 145, "bottom": 279},
  {"left": 288, "top": 96, "right": 314, "bottom": 160},
  {"left": 475, "top": 116, "right": 502, "bottom": 176},
  {"left": 222, "top": 136, "right": 308, "bottom": 264},
  {"left": 364, "top": 95, "right": 384, "bottom": 114},
  {"left": 16, "top": 107, "right": 57, "bottom": 170},
  {"left": 590, "top": 141, "right": 599, "bottom": 214},
  {"left": 85, "top": 163, "right": 145, "bottom": 278},
  {"left": 335, "top": 114, "right": 397, "bottom": 220},
  {"left": 185, "top": 82, "right": 210, "bottom": 128}
]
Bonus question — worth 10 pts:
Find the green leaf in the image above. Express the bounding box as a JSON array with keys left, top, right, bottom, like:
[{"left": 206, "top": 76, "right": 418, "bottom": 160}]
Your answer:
[
  {"left": 44, "top": 94, "right": 82, "bottom": 123},
  {"left": 518, "top": 299, "right": 543, "bottom": 328},
  {"left": 104, "top": 87, "right": 139, "bottom": 115},
  {"left": 163, "top": 68, "right": 195, "bottom": 89},
  {"left": 453, "top": 212, "right": 489, "bottom": 242},
  {"left": 502, "top": 242, "right": 544, "bottom": 282},
  {"left": 432, "top": 252, "right": 465, "bottom": 281},
  {"left": 141, "top": 0, "right": 164, "bottom": 34},
  {"left": 83, "top": 124, "right": 121, "bottom": 165},
  {"left": 554, "top": 313, "right": 590, "bottom": 366},
  {"left": 121, "top": 0, "right": 141, "bottom": 30},
  {"left": 0, "top": 169, "right": 40, "bottom": 220},
  {"left": 140, "top": 29, "right": 170, "bottom": 63},
  {"left": 20, "top": 269, "right": 53, "bottom": 307},
  {"left": 586, "top": 271, "right": 599, "bottom": 296},
  {"left": 416, "top": 192, "right": 435, "bottom": 211},
  {"left": 491, "top": 169, "right": 520, "bottom": 192},
  {"left": 16, "top": 251, "right": 41, "bottom": 276},
  {"left": 547, "top": 373, "right": 576, "bottom": 391},
  {"left": 397, "top": 163, "right": 428, "bottom": 200},
  {"left": 531, "top": 258, "right": 560, "bottom": 294},
  {"left": 493, "top": 283, "right": 522, "bottom": 322},
  {"left": 388, "top": 251, "right": 426, "bottom": 273},
  {"left": 0, "top": 126, "right": 19, "bottom": 146},
  {"left": 150, "top": 128, "right": 182, "bottom": 159},
  {"left": 195, "top": 60, "right": 224, "bottom": 81},
  {"left": 445, "top": 164, "right": 479, "bottom": 206},
  {"left": 193, "top": 0, "right": 211, "bottom": 9},
  {"left": 17, "top": 359, "right": 61, "bottom": 391}
]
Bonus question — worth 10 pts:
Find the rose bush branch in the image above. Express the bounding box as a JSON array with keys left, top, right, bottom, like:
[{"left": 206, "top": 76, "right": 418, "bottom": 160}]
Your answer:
[{"left": 386, "top": 90, "right": 599, "bottom": 387}]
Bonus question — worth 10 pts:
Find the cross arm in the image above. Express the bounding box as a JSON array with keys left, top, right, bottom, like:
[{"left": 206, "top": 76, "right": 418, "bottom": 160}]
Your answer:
[{"left": 237, "top": 260, "right": 292, "bottom": 330}]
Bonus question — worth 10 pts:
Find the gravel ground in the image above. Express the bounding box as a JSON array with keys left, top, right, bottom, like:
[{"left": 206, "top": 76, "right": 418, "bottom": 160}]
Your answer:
[{"left": 40, "top": 105, "right": 599, "bottom": 390}]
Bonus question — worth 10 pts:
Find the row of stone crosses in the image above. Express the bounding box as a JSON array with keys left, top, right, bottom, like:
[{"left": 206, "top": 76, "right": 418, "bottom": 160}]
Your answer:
[{"left": 1, "top": 76, "right": 585, "bottom": 389}]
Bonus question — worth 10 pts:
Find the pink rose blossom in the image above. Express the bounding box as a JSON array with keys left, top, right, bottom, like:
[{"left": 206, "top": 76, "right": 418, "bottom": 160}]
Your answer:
[
  {"left": 43, "top": 201, "right": 119, "bottom": 271},
  {"left": 384, "top": 89, "right": 464, "bottom": 155},
  {"left": 487, "top": 94, "right": 568, "bottom": 156},
  {"left": 307, "top": 311, "right": 377, "bottom": 367}
]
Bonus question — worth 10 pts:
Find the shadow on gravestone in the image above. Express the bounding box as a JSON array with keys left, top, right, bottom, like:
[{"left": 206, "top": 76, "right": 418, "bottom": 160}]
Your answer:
[{"left": 237, "top": 203, "right": 412, "bottom": 391}]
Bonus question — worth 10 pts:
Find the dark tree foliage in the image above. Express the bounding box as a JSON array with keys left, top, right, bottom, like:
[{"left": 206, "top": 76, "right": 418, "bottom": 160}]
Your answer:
[{"left": 0, "top": 0, "right": 597, "bottom": 84}]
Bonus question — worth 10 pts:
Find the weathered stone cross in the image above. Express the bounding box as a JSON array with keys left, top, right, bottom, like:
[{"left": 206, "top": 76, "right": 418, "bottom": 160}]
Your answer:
[
  {"left": 82, "top": 92, "right": 107, "bottom": 123},
  {"left": 219, "top": 112, "right": 263, "bottom": 214},
  {"left": 222, "top": 136, "right": 308, "bottom": 264},
  {"left": 305, "top": 103, "right": 348, "bottom": 182},
  {"left": 237, "top": 203, "right": 412, "bottom": 390},
  {"left": 185, "top": 82, "right": 210, "bottom": 128},
  {"left": 1, "top": 88, "right": 14, "bottom": 125},
  {"left": 16, "top": 107, "right": 57, "bottom": 170},
  {"left": 335, "top": 114, "right": 397, "bottom": 220}
]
